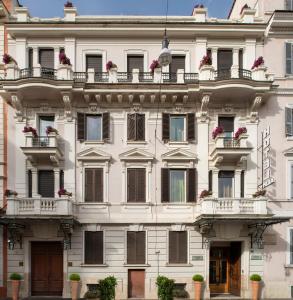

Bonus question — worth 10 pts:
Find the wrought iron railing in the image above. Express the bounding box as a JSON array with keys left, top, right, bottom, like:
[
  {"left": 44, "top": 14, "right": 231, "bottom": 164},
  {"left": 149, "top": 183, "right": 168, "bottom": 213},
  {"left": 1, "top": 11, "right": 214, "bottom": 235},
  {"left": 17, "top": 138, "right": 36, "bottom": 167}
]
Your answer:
[
  {"left": 139, "top": 72, "right": 153, "bottom": 83},
  {"left": 223, "top": 138, "right": 240, "bottom": 148},
  {"left": 94, "top": 72, "right": 109, "bottom": 82},
  {"left": 184, "top": 73, "right": 199, "bottom": 83},
  {"left": 117, "top": 72, "right": 133, "bottom": 83},
  {"left": 73, "top": 72, "right": 88, "bottom": 82},
  {"left": 32, "top": 136, "right": 50, "bottom": 147},
  {"left": 19, "top": 68, "right": 33, "bottom": 79},
  {"left": 162, "top": 72, "right": 177, "bottom": 83},
  {"left": 239, "top": 68, "right": 252, "bottom": 80},
  {"left": 215, "top": 68, "right": 231, "bottom": 80},
  {"left": 41, "top": 68, "right": 57, "bottom": 80}
]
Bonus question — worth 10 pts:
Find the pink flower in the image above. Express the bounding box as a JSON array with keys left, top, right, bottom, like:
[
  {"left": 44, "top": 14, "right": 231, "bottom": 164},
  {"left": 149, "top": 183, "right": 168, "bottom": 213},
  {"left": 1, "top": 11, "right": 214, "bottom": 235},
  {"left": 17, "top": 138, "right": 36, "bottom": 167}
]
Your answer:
[
  {"left": 3, "top": 53, "right": 15, "bottom": 65},
  {"left": 106, "top": 61, "right": 117, "bottom": 71},
  {"left": 212, "top": 126, "right": 224, "bottom": 139},
  {"left": 23, "top": 126, "right": 38, "bottom": 138},
  {"left": 199, "top": 55, "right": 212, "bottom": 69},
  {"left": 200, "top": 190, "right": 212, "bottom": 198},
  {"left": 234, "top": 127, "right": 247, "bottom": 140},
  {"left": 59, "top": 52, "right": 71, "bottom": 65},
  {"left": 251, "top": 56, "right": 264, "bottom": 70},
  {"left": 58, "top": 188, "right": 72, "bottom": 197},
  {"left": 150, "top": 60, "right": 160, "bottom": 73}
]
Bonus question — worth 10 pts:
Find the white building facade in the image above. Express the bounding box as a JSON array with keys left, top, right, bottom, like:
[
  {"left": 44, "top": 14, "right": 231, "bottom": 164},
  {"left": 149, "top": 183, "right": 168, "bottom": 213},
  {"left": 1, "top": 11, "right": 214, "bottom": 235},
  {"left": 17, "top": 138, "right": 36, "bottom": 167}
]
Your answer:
[{"left": 0, "top": 1, "right": 291, "bottom": 299}]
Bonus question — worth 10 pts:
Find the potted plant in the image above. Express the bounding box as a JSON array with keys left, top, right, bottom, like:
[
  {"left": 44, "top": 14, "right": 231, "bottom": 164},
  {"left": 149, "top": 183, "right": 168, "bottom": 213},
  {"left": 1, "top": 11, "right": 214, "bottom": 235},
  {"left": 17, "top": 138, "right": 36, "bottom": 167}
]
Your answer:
[
  {"left": 234, "top": 127, "right": 247, "bottom": 140},
  {"left": 84, "top": 290, "right": 100, "bottom": 300},
  {"left": 3, "top": 53, "right": 16, "bottom": 65},
  {"left": 212, "top": 126, "right": 224, "bottom": 139},
  {"left": 250, "top": 274, "right": 262, "bottom": 300},
  {"left": 253, "top": 189, "right": 266, "bottom": 198},
  {"left": 5, "top": 189, "right": 18, "bottom": 197},
  {"left": 10, "top": 273, "right": 21, "bottom": 300},
  {"left": 200, "top": 190, "right": 212, "bottom": 199},
  {"left": 106, "top": 61, "right": 117, "bottom": 72},
  {"left": 70, "top": 273, "right": 80, "bottom": 300},
  {"left": 46, "top": 126, "right": 59, "bottom": 135},
  {"left": 192, "top": 274, "right": 204, "bottom": 300},
  {"left": 22, "top": 126, "right": 38, "bottom": 138},
  {"left": 150, "top": 60, "right": 160, "bottom": 73},
  {"left": 251, "top": 56, "right": 264, "bottom": 70},
  {"left": 58, "top": 188, "right": 72, "bottom": 197},
  {"left": 59, "top": 52, "right": 71, "bottom": 66},
  {"left": 156, "top": 275, "right": 175, "bottom": 300},
  {"left": 98, "top": 276, "right": 117, "bottom": 300},
  {"left": 199, "top": 54, "right": 212, "bottom": 70}
]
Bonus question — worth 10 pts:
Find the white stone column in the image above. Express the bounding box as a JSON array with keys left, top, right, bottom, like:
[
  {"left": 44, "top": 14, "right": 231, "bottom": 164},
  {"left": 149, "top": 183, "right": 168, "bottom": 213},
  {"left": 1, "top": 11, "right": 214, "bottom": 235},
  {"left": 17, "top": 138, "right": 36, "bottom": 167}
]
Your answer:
[
  {"left": 211, "top": 48, "right": 218, "bottom": 69},
  {"left": 231, "top": 48, "right": 240, "bottom": 78},
  {"left": 234, "top": 169, "right": 242, "bottom": 198},
  {"left": 65, "top": 37, "right": 76, "bottom": 71},
  {"left": 54, "top": 47, "right": 60, "bottom": 70},
  {"left": 32, "top": 46, "right": 39, "bottom": 67},
  {"left": 15, "top": 37, "right": 27, "bottom": 69},
  {"left": 195, "top": 38, "right": 207, "bottom": 73},
  {"left": 212, "top": 169, "right": 219, "bottom": 198},
  {"left": 31, "top": 168, "right": 38, "bottom": 197},
  {"left": 54, "top": 168, "right": 60, "bottom": 198},
  {"left": 244, "top": 38, "right": 256, "bottom": 70}
]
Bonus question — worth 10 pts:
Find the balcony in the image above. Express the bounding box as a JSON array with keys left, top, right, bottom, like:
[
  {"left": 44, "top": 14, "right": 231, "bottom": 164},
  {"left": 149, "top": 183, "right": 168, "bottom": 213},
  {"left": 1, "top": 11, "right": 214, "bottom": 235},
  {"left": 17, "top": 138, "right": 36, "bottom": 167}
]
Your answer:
[
  {"left": 210, "top": 134, "right": 252, "bottom": 165},
  {"left": 21, "top": 132, "right": 63, "bottom": 165},
  {"left": 6, "top": 197, "right": 75, "bottom": 217}
]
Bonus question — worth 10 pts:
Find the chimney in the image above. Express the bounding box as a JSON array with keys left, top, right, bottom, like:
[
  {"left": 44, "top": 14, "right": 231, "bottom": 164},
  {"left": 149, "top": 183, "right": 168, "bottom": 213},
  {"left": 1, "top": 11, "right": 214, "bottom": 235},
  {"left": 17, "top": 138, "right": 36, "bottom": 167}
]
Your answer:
[
  {"left": 15, "top": 7, "right": 29, "bottom": 22},
  {"left": 192, "top": 5, "right": 207, "bottom": 22},
  {"left": 240, "top": 7, "right": 256, "bottom": 23}
]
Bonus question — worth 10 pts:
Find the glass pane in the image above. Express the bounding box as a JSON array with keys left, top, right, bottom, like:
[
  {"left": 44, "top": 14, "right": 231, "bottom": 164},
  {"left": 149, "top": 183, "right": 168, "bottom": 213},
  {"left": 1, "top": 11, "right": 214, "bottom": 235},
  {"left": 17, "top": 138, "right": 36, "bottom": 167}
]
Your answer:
[
  {"left": 291, "top": 164, "right": 293, "bottom": 199},
  {"left": 219, "top": 173, "right": 233, "bottom": 198},
  {"left": 209, "top": 260, "right": 217, "bottom": 284},
  {"left": 39, "top": 116, "right": 54, "bottom": 136},
  {"left": 220, "top": 260, "right": 227, "bottom": 283},
  {"left": 86, "top": 115, "right": 102, "bottom": 141},
  {"left": 170, "top": 170, "right": 185, "bottom": 203},
  {"left": 170, "top": 116, "right": 185, "bottom": 141}
]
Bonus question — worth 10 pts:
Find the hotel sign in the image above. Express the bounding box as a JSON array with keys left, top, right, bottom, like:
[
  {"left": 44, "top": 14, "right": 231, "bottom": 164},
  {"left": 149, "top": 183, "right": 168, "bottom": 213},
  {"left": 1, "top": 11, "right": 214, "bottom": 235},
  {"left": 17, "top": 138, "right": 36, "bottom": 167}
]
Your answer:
[{"left": 261, "top": 127, "right": 275, "bottom": 188}]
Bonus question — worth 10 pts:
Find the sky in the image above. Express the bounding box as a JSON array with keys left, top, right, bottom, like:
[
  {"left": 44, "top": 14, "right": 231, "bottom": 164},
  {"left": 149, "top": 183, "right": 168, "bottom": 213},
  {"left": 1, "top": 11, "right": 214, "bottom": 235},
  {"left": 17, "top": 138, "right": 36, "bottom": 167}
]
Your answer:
[{"left": 19, "top": 0, "right": 234, "bottom": 19}]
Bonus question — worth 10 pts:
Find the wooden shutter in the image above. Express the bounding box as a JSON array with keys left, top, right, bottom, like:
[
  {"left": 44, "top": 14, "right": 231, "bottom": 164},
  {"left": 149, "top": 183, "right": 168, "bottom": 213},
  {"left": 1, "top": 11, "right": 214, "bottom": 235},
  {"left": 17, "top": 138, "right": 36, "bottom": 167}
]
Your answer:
[
  {"left": 127, "top": 114, "right": 136, "bottom": 140},
  {"left": 102, "top": 112, "right": 110, "bottom": 140},
  {"left": 28, "top": 48, "right": 33, "bottom": 69},
  {"left": 59, "top": 170, "right": 64, "bottom": 189},
  {"left": 286, "top": 43, "right": 293, "bottom": 74},
  {"left": 170, "top": 56, "right": 185, "bottom": 73},
  {"left": 84, "top": 231, "right": 103, "bottom": 264},
  {"left": 169, "top": 231, "right": 187, "bottom": 264},
  {"left": 127, "top": 231, "right": 145, "bottom": 264},
  {"left": 127, "top": 55, "right": 144, "bottom": 73},
  {"left": 208, "top": 170, "right": 213, "bottom": 192},
  {"left": 39, "top": 49, "right": 54, "bottom": 69},
  {"left": 240, "top": 171, "right": 245, "bottom": 198},
  {"left": 85, "top": 169, "right": 103, "bottom": 203},
  {"left": 187, "top": 113, "right": 195, "bottom": 141},
  {"left": 28, "top": 170, "right": 32, "bottom": 198},
  {"left": 127, "top": 169, "right": 146, "bottom": 203},
  {"left": 218, "top": 116, "right": 234, "bottom": 132},
  {"left": 217, "top": 50, "right": 233, "bottom": 70},
  {"left": 286, "top": 107, "right": 293, "bottom": 136},
  {"left": 187, "top": 168, "right": 197, "bottom": 202},
  {"left": 77, "top": 113, "right": 86, "bottom": 140},
  {"left": 38, "top": 170, "right": 54, "bottom": 197},
  {"left": 136, "top": 114, "right": 145, "bottom": 141},
  {"left": 162, "top": 113, "right": 170, "bottom": 142},
  {"left": 290, "top": 229, "right": 293, "bottom": 264},
  {"left": 161, "top": 168, "right": 169, "bottom": 203},
  {"left": 86, "top": 55, "right": 102, "bottom": 72}
]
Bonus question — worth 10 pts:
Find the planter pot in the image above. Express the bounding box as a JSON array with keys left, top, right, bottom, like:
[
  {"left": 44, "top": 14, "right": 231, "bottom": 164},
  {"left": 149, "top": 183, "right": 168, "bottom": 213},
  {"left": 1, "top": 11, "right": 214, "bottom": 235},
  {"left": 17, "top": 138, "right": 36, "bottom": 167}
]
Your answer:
[
  {"left": 194, "top": 281, "right": 202, "bottom": 300},
  {"left": 251, "top": 280, "right": 261, "bottom": 300},
  {"left": 71, "top": 280, "right": 80, "bottom": 300},
  {"left": 11, "top": 280, "right": 20, "bottom": 300}
]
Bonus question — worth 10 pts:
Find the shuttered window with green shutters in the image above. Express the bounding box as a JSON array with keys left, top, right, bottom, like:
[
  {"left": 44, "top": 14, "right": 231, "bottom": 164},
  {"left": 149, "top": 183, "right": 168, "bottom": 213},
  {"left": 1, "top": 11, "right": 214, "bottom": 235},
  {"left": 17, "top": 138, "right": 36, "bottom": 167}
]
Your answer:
[
  {"left": 84, "top": 231, "right": 104, "bottom": 264},
  {"left": 127, "top": 231, "right": 146, "bottom": 264},
  {"left": 169, "top": 231, "right": 187, "bottom": 264}
]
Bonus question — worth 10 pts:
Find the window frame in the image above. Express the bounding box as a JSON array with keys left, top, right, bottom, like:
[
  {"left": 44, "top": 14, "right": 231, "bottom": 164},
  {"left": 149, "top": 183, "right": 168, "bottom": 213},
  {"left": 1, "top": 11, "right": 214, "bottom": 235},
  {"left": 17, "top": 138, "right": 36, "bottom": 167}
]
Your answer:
[
  {"left": 126, "top": 230, "right": 147, "bottom": 265},
  {"left": 286, "top": 159, "right": 293, "bottom": 199},
  {"left": 285, "top": 0, "right": 293, "bottom": 10},
  {"left": 84, "top": 167, "right": 104, "bottom": 203},
  {"left": 83, "top": 50, "right": 106, "bottom": 72},
  {"left": 83, "top": 230, "right": 105, "bottom": 265},
  {"left": 169, "top": 115, "right": 186, "bottom": 142},
  {"left": 127, "top": 113, "right": 146, "bottom": 142},
  {"left": 167, "top": 230, "right": 189, "bottom": 265},
  {"left": 218, "top": 170, "right": 235, "bottom": 198},
  {"left": 126, "top": 167, "right": 147, "bottom": 203},
  {"left": 85, "top": 114, "right": 103, "bottom": 142},
  {"left": 169, "top": 169, "right": 187, "bottom": 203},
  {"left": 37, "top": 169, "right": 55, "bottom": 198}
]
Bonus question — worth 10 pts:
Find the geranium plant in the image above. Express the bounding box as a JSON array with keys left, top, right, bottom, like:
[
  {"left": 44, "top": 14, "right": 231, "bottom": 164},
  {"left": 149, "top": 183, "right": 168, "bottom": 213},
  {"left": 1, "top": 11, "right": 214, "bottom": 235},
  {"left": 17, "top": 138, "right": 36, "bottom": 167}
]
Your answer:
[
  {"left": 59, "top": 52, "right": 71, "bottom": 65},
  {"left": 106, "top": 61, "right": 117, "bottom": 71},
  {"left": 251, "top": 56, "right": 264, "bottom": 70},
  {"left": 3, "top": 53, "right": 16, "bottom": 65},
  {"left": 199, "top": 54, "right": 212, "bottom": 69},
  {"left": 58, "top": 188, "right": 72, "bottom": 197},
  {"left": 46, "top": 126, "right": 58, "bottom": 135},
  {"left": 200, "top": 190, "right": 212, "bottom": 199},
  {"left": 150, "top": 60, "right": 160, "bottom": 73},
  {"left": 212, "top": 126, "right": 224, "bottom": 139},
  {"left": 23, "top": 126, "right": 38, "bottom": 138},
  {"left": 5, "top": 189, "right": 18, "bottom": 197},
  {"left": 253, "top": 189, "right": 266, "bottom": 198},
  {"left": 64, "top": 1, "right": 73, "bottom": 8},
  {"left": 234, "top": 127, "right": 247, "bottom": 140}
]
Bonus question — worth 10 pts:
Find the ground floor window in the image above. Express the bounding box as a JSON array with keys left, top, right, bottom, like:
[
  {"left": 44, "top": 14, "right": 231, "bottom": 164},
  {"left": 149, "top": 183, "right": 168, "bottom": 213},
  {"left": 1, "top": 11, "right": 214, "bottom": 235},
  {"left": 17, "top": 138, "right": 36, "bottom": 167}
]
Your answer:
[
  {"left": 84, "top": 231, "right": 104, "bottom": 264},
  {"left": 168, "top": 231, "right": 187, "bottom": 264},
  {"left": 127, "top": 231, "right": 146, "bottom": 264}
]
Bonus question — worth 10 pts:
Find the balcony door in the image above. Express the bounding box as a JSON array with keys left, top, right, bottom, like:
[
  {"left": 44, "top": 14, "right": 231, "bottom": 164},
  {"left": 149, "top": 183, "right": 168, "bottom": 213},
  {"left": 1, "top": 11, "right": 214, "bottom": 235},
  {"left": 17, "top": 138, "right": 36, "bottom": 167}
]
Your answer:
[
  {"left": 39, "top": 116, "right": 54, "bottom": 146},
  {"left": 218, "top": 171, "right": 234, "bottom": 198},
  {"left": 86, "top": 55, "right": 102, "bottom": 73},
  {"left": 218, "top": 116, "right": 234, "bottom": 138},
  {"left": 217, "top": 50, "right": 232, "bottom": 79},
  {"left": 38, "top": 170, "right": 54, "bottom": 198},
  {"left": 127, "top": 55, "right": 144, "bottom": 73}
]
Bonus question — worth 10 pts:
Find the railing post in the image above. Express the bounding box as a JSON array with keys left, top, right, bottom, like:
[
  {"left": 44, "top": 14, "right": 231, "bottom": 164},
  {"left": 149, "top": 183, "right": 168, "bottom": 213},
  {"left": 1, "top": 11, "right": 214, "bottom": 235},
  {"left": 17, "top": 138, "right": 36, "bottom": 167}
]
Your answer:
[
  {"left": 6, "top": 198, "right": 17, "bottom": 215},
  {"left": 199, "top": 65, "right": 215, "bottom": 80},
  {"left": 239, "top": 134, "right": 248, "bottom": 147},
  {"left": 25, "top": 132, "right": 33, "bottom": 147},
  {"left": 232, "top": 199, "right": 241, "bottom": 213},
  {"left": 177, "top": 69, "right": 185, "bottom": 83},
  {"left": 251, "top": 65, "right": 267, "bottom": 81},
  {"left": 87, "top": 68, "right": 95, "bottom": 83},
  {"left": 48, "top": 133, "right": 57, "bottom": 147},
  {"left": 34, "top": 198, "right": 41, "bottom": 214},
  {"left": 33, "top": 64, "right": 41, "bottom": 77},
  {"left": 231, "top": 65, "right": 239, "bottom": 79},
  {"left": 5, "top": 63, "right": 20, "bottom": 80},
  {"left": 108, "top": 67, "right": 118, "bottom": 83},
  {"left": 57, "top": 64, "right": 73, "bottom": 80},
  {"left": 253, "top": 197, "right": 267, "bottom": 214},
  {"left": 201, "top": 198, "right": 215, "bottom": 214},
  {"left": 132, "top": 68, "right": 139, "bottom": 83},
  {"left": 215, "top": 135, "right": 225, "bottom": 148},
  {"left": 154, "top": 68, "right": 162, "bottom": 83}
]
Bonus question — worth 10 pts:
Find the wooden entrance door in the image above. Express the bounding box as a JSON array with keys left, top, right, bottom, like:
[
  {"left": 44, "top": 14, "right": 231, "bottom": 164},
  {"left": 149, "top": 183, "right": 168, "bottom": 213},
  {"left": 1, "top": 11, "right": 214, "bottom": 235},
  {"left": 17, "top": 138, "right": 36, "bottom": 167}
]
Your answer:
[
  {"left": 229, "top": 242, "right": 241, "bottom": 296},
  {"left": 31, "top": 242, "right": 63, "bottom": 296},
  {"left": 128, "top": 270, "right": 145, "bottom": 298},
  {"left": 209, "top": 247, "right": 229, "bottom": 294}
]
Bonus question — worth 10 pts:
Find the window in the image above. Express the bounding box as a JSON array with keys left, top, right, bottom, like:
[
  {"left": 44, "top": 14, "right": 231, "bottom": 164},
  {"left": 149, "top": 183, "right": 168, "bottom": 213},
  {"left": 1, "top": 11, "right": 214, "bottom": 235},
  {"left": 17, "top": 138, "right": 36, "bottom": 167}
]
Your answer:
[
  {"left": 161, "top": 168, "right": 196, "bottom": 203},
  {"left": 39, "top": 115, "right": 54, "bottom": 137},
  {"left": 208, "top": 170, "right": 213, "bottom": 192},
  {"left": 240, "top": 171, "right": 245, "bottom": 198},
  {"left": 28, "top": 170, "right": 32, "bottom": 198},
  {"left": 286, "top": 43, "right": 293, "bottom": 74},
  {"left": 290, "top": 163, "right": 293, "bottom": 199},
  {"left": 289, "top": 229, "right": 293, "bottom": 264},
  {"left": 77, "top": 113, "right": 110, "bottom": 141},
  {"left": 60, "top": 170, "right": 64, "bottom": 190},
  {"left": 286, "top": 107, "right": 293, "bottom": 136},
  {"left": 28, "top": 48, "right": 33, "bottom": 69},
  {"left": 162, "top": 113, "right": 195, "bottom": 142},
  {"left": 84, "top": 168, "right": 103, "bottom": 202},
  {"left": 127, "top": 55, "right": 144, "bottom": 73},
  {"left": 218, "top": 116, "right": 234, "bottom": 138},
  {"left": 285, "top": 0, "right": 293, "bottom": 10},
  {"left": 127, "top": 113, "right": 145, "bottom": 141},
  {"left": 127, "top": 231, "right": 146, "bottom": 264},
  {"left": 169, "top": 231, "right": 187, "bottom": 264},
  {"left": 84, "top": 231, "right": 103, "bottom": 264},
  {"left": 218, "top": 171, "right": 234, "bottom": 198},
  {"left": 170, "top": 55, "right": 185, "bottom": 74},
  {"left": 38, "top": 170, "right": 54, "bottom": 197},
  {"left": 217, "top": 50, "right": 232, "bottom": 79},
  {"left": 127, "top": 169, "right": 146, "bottom": 203},
  {"left": 86, "top": 55, "right": 102, "bottom": 72},
  {"left": 39, "top": 49, "right": 54, "bottom": 69}
]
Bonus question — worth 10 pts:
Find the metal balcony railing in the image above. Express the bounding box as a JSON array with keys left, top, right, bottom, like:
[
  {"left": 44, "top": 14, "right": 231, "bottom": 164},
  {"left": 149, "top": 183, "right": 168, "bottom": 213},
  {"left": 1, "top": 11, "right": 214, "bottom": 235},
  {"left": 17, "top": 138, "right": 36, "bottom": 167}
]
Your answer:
[
  {"left": 215, "top": 68, "right": 231, "bottom": 80},
  {"left": 184, "top": 73, "right": 199, "bottom": 83},
  {"left": 73, "top": 72, "right": 88, "bottom": 82},
  {"left": 239, "top": 68, "right": 252, "bottom": 80},
  {"left": 32, "top": 136, "right": 50, "bottom": 147},
  {"left": 94, "top": 72, "right": 109, "bottom": 82},
  {"left": 40, "top": 68, "right": 57, "bottom": 80},
  {"left": 162, "top": 72, "right": 177, "bottom": 83},
  {"left": 19, "top": 68, "right": 33, "bottom": 79},
  {"left": 139, "top": 72, "right": 154, "bottom": 83},
  {"left": 223, "top": 138, "right": 240, "bottom": 148},
  {"left": 117, "top": 72, "right": 133, "bottom": 83}
]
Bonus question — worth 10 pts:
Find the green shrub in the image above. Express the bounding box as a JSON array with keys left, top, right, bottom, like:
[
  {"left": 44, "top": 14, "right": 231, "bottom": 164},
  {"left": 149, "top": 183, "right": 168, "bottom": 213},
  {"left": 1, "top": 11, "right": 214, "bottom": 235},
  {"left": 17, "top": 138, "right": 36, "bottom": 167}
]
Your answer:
[
  {"left": 250, "top": 274, "right": 262, "bottom": 281},
  {"left": 192, "top": 274, "right": 204, "bottom": 282},
  {"left": 69, "top": 273, "right": 80, "bottom": 281},
  {"left": 84, "top": 290, "right": 100, "bottom": 299},
  {"left": 98, "top": 276, "right": 117, "bottom": 300},
  {"left": 10, "top": 273, "right": 21, "bottom": 280},
  {"left": 156, "top": 275, "right": 175, "bottom": 300}
]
